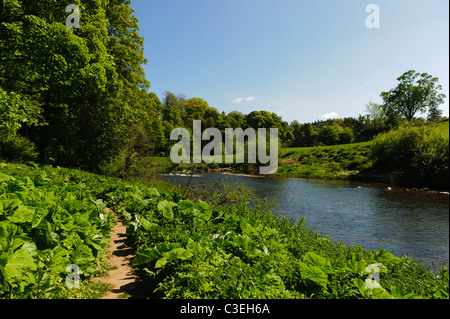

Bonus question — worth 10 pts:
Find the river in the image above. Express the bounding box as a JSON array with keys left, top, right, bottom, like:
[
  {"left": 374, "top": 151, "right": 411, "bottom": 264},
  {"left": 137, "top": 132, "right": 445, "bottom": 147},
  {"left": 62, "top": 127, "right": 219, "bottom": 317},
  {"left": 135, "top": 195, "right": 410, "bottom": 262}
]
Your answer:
[{"left": 161, "top": 173, "right": 449, "bottom": 269}]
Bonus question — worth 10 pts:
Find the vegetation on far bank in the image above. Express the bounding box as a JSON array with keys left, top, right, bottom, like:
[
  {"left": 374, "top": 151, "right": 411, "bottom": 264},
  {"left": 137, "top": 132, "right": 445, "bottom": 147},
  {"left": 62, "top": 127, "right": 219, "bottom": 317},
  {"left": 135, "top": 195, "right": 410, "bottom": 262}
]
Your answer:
[
  {"left": 115, "top": 121, "right": 449, "bottom": 191},
  {"left": 279, "top": 121, "right": 449, "bottom": 189},
  {"left": 278, "top": 142, "right": 374, "bottom": 180}
]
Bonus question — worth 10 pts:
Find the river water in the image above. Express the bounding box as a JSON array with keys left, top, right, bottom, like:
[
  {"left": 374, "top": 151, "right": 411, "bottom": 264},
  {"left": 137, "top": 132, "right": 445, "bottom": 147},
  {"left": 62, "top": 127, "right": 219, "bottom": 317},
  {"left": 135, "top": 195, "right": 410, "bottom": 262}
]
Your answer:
[{"left": 161, "top": 173, "right": 449, "bottom": 269}]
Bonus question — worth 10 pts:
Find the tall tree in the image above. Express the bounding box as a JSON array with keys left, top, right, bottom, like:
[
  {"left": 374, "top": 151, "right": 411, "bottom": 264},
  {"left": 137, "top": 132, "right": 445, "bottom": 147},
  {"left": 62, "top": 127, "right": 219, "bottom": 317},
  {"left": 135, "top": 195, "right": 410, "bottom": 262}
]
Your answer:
[
  {"left": 380, "top": 70, "right": 446, "bottom": 122},
  {"left": 183, "top": 97, "right": 209, "bottom": 130},
  {"left": 162, "top": 92, "right": 183, "bottom": 127},
  {"left": 427, "top": 102, "right": 443, "bottom": 122}
]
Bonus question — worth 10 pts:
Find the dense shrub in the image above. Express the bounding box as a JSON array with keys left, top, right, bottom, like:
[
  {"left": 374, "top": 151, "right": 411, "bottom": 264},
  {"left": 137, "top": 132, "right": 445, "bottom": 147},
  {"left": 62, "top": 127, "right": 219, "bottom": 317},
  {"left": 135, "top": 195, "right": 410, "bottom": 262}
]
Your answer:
[
  {"left": 317, "top": 126, "right": 340, "bottom": 146},
  {"left": 372, "top": 124, "right": 449, "bottom": 188},
  {"left": 0, "top": 132, "right": 39, "bottom": 162}
]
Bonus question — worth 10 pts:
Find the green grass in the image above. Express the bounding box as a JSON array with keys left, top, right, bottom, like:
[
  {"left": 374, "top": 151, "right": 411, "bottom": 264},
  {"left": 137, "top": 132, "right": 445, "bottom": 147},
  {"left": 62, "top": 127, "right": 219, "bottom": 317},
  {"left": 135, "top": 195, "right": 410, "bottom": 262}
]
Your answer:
[
  {"left": 277, "top": 142, "right": 374, "bottom": 179},
  {"left": 436, "top": 120, "right": 450, "bottom": 131}
]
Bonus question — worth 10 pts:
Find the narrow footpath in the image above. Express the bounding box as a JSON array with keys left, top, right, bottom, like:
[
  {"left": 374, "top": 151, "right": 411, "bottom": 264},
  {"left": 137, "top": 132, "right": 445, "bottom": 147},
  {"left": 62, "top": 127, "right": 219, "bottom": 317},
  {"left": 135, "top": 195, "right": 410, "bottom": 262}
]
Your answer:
[{"left": 95, "top": 209, "right": 142, "bottom": 299}]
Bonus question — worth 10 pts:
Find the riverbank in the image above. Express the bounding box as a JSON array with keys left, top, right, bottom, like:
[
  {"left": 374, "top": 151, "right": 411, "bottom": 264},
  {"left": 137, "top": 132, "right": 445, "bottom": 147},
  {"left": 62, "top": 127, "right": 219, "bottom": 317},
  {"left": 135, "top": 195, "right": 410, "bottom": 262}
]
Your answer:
[
  {"left": 277, "top": 142, "right": 374, "bottom": 180},
  {"left": 134, "top": 153, "right": 449, "bottom": 194},
  {"left": 170, "top": 169, "right": 450, "bottom": 196},
  {"left": 152, "top": 122, "right": 449, "bottom": 191},
  {"left": 1, "top": 161, "right": 448, "bottom": 299},
  {"left": 161, "top": 172, "right": 449, "bottom": 268}
]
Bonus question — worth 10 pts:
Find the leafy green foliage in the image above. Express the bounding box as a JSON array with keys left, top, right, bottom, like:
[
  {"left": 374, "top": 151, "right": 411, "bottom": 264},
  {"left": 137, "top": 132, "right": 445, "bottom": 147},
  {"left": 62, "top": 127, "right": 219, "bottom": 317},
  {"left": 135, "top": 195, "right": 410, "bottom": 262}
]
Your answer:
[
  {"left": 278, "top": 142, "right": 374, "bottom": 179},
  {"left": 0, "top": 162, "right": 448, "bottom": 299},
  {"left": 0, "top": 89, "right": 44, "bottom": 139},
  {"left": 317, "top": 125, "right": 340, "bottom": 146},
  {"left": 0, "top": 163, "right": 115, "bottom": 298},
  {"left": 0, "top": 131, "right": 38, "bottom": 162},
  {"left": 380, "top": 70, "right": 446, "bottom": 122},
  {"left": 372, "top": 122, "right": 449, "bottom": 188},
  {"left": 0, "top": 0, "right": 156, "bottom": 172},
  {"left": 90, "top": 170, "right": 447, "bottom": 299}
]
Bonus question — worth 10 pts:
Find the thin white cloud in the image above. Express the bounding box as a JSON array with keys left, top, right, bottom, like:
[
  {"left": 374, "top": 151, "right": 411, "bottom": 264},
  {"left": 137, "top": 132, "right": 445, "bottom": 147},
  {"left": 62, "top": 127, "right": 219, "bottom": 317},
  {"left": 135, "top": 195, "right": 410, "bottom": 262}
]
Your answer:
[
  {"left": 233, "top": 96, "right": 256, "bottom": 104},
  {"left": 342, "top": 76, "right": 379, "bottom": 99},
  {"left": 322, "top": 112, "right": 339, "bottom": 119}
]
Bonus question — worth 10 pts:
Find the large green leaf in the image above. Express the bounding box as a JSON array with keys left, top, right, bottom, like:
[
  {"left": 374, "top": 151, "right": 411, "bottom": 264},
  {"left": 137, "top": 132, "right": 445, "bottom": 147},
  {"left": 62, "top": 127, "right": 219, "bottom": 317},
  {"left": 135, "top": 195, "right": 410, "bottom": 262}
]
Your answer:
[
  {"left": 0, "top": 199, "right": 22, "bottom": 215},
  {"left": 72, "top": 243, "right": 95, "bottom": 267},
  {"left": 136, "top": 215, "right": 158, "bottom": 231},
  {"left": 374, "top": 249, "right": 401, "bottom": 265},
  {"left": 155, "top": 256, "right": 169, "bottom": 268},
  {"left": 178, "top": 200, "right": 195, "bottom": 212},
  {"left": 134, "top": 243, "right": 193, "bottom": 268},
  {"left": 31, "top": 207, "right": 49, "bottom": 229},
  {"left": 298, "top": 261, "right": 328, "bottom": 288},
  {"left": 302, "top": 252, "right": 327, "bottom": 268},
  {"left": 1, "top": 245, "right": 37, "bottom": 284},
  {"left": 0, "top": 221, "right": 21, "bottom": 251},
  {"left": 52, "top": 207, "right": 74, "bottom": 231},
  {"left": 302, "top": 251, "right": 337, "bottom": 275},
  {"left": 72, "top": 213, "right": 91, "bottom": 233},
  {"left": 157, "top": 200, "right": 178, "bottom": 220},
  {"left": 46, "top": 218, "right": 59, "bottom": 240},
  {"left": 156, "top": 248, "right": 194, "bottom": 269},
  {"left": 5, "top": 205, "right": 35, "bottom": 224},
  {"left": 133, "top": 247, "right": 161, "bottom": 266},
  {"left": 47, "top": 247, "right": 71, "bottom": 274},
  {"left": 0, "top": 172, "right": 16, "bottom": 183},
  {"left": 146, "top": 188, "right": 160, "bottom": 197}
]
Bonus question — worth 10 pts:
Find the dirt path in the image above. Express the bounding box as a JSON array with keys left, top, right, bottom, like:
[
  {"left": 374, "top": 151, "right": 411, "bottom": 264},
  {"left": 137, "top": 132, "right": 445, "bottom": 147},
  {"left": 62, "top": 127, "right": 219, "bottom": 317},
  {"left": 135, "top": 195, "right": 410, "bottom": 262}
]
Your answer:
[{"left": 95, "top": 209, "right": 141, "bottom": 299}]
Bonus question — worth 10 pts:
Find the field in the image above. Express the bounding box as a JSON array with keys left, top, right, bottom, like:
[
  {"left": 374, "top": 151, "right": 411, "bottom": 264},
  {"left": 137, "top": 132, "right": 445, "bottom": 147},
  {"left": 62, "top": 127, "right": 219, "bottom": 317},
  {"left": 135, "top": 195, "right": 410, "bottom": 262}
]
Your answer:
[
  {"left": 277, "top": 142, "right": 374, "bottom": 180},
  {"left": 1, "top": 162, "right": 448, "bottom": 299}
]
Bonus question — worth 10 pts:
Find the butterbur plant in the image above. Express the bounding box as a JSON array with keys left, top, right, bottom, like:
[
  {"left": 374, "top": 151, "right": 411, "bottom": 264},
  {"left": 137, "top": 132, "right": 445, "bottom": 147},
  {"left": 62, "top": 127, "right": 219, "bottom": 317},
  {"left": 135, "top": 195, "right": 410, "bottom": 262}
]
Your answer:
[{"left": 0, "top": 166, "right": 115, "bottom": 298}]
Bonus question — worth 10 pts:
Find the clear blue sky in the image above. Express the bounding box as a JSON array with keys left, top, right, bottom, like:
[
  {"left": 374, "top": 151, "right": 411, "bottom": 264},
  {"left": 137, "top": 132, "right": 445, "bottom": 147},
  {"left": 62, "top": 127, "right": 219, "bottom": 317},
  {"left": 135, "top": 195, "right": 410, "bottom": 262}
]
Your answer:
[{"left": 130, "top": 0, "right": 449, "bottom": 124}]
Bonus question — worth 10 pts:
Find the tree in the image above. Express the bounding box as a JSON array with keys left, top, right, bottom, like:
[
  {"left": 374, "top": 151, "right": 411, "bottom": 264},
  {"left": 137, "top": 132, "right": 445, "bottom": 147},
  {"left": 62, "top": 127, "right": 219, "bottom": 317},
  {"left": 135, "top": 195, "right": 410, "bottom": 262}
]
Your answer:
[
  {"left": 341, "top": 127, "right": 354, "bottom": 143},
  {"left": 291, "top": 121, "right": 304, "bottom": 143},
  {"left": 203, "top": 107, "right": 223, "bottom": 129},
  {"left": 245, "top": 111, "right": 293, "bottom": 146},
  {"left": 162, "top": 92, "right": 183, "bottom": 127},
  {"left": 427, "top": 102, "right": 443, "bottom": 122},
  {"left": 317, "top": 126, "right": 340, "bottom": 145},
  {"left": 0, "top": 89, "right": 43, "bottom": 139},
  {"left": 380, "top": 70, "right": 446, "bottom": 122},
  {"left": 183, "top": 97, "right": 210, "bottom": 130},
  {"left": 301, "top": 123, "right": 316, "bottom": 136},
  {"left": 227, "top": 112, "right": 246, "bottom": 128}
]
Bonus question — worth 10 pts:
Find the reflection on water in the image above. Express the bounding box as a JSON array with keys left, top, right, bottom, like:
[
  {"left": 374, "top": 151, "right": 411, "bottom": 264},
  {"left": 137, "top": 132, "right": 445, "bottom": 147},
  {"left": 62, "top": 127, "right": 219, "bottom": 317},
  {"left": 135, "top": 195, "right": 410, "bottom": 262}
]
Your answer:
[{"left": 161, "top": 173, "right": 449, "bottom": 268}]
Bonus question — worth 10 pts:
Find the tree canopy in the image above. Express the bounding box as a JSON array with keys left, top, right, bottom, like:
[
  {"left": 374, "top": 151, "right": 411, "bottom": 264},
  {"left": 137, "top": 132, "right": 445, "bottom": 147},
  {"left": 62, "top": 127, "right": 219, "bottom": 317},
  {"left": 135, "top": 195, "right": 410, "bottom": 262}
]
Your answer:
[
  {"left": 380, "top": 70, "right": 446, "bottom": 122},
  {"left": 0, "top": 0, "right": 152, "bottom": 171}
]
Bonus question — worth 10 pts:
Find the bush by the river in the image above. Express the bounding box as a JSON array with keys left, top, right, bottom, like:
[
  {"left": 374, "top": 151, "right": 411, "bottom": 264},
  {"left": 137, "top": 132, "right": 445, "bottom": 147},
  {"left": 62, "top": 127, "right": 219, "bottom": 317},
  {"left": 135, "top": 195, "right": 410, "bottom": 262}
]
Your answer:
[{"left": 372, "top": 122, "right": 449, "bottom": 189}]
